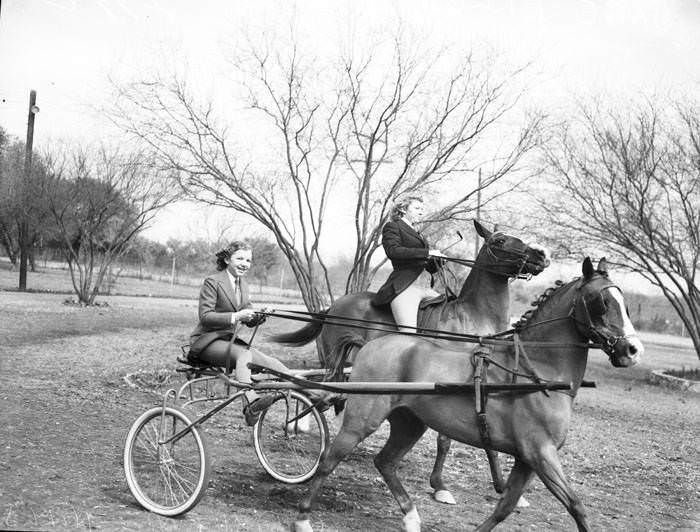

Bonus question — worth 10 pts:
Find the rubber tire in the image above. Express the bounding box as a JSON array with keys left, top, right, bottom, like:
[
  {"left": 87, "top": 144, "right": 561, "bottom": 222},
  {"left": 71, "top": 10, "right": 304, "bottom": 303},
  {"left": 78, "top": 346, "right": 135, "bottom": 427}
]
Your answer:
[
  {"left": 124, "top": 404, "right": 211, "bottom": 516},
  {"left": 253, "top": 390, "right": 329, "bottom": 484}
]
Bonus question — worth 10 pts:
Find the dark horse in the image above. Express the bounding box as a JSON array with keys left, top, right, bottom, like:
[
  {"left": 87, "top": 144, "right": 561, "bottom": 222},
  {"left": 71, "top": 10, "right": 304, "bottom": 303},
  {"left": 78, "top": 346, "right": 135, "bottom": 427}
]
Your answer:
[
  {"left": 292, "top": 258, "right": 644, "bottom": 532},
  {"left": 272, "top": 220, "right": 550, "bottom": 504}
]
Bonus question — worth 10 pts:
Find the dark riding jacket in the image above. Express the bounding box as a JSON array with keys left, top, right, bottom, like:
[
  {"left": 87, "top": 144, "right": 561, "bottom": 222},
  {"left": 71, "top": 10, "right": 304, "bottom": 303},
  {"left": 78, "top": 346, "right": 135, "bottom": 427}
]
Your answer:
[
  {"left": 189, "top": 270, "right": 262, "bottom": 356},
  {"left": 372, "top": 219, "right": 437, "bottom": 307}
]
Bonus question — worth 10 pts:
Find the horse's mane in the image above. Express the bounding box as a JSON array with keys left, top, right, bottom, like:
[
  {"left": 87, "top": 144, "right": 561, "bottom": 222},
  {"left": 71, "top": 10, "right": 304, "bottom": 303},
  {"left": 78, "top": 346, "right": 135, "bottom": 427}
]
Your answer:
[
  {"left": 513, "top": 269, "right": 615, "bottom": 331},
  {"left": 512, "top": 278, "right": 573, "bottom": 330}
]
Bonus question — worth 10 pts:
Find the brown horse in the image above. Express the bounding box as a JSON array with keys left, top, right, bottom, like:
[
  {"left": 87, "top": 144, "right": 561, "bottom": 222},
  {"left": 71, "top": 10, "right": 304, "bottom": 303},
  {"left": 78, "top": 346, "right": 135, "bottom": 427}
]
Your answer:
[
  {"left": 292, "top": 258, "right": 644, "bottom": 532},
  {"left": 272, "top": 220, "right": 550, "bottom": 504}
]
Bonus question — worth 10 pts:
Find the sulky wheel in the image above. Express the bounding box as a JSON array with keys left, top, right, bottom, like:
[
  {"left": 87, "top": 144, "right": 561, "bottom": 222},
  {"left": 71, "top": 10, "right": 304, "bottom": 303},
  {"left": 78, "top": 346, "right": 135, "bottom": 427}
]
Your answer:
[
  {"left": 123, "top": 404, "right": 211, "bottom": 516},
  {"left": 253, "top": 390, "right": 329, "bottom": 484}
]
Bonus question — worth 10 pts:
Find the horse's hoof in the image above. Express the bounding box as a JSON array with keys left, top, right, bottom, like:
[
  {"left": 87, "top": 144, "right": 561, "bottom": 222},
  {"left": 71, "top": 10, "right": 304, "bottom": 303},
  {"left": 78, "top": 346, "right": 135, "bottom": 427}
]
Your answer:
[
  {"left": 433, "top": 489, "right": 456, "bottom": 505},
  {"left": 292, "top": 519, "right": 313, "bottom": 532},
  {"left": 402, "top": 507, "right": 421, "bottom": 532},
  {"left": 403, "top": 520, "right": 421, "bottom": 532},
  {"left": 516, "top": 496, "right": 530, "bottom": 508}
]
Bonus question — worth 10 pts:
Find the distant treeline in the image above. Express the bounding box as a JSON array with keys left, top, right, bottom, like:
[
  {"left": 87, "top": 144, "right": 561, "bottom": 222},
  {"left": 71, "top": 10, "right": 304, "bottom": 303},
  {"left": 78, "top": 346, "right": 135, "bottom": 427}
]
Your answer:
[{"left": 3, "top": 241, "right": 687, "bottom": 336}]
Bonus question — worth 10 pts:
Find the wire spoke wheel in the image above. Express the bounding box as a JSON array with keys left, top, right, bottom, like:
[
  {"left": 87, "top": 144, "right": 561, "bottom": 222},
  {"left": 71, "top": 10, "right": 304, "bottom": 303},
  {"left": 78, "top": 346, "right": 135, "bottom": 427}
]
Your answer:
[
  {"left": 254, "top": 391, "right": 329, "bottom": 484},
  {"left": 124, "top": 405, "right": 211, "bottom": 516}
]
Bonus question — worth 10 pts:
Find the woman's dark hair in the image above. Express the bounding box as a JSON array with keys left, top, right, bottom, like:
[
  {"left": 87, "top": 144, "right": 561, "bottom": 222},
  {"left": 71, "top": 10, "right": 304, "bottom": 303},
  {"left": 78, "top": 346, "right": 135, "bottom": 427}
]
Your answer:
[
  {"left": 215, "top": 241, "right": 252, "bottom": 271},
  {"left": 390, "top": 195, "right": 423, "bottom": 222}
]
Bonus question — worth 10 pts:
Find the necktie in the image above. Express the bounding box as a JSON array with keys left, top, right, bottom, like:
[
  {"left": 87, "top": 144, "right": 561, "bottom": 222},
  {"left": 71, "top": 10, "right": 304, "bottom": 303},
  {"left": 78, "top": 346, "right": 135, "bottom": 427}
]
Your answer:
[{"left": 233, "top": 277, "right": 241, "bottom": 307}]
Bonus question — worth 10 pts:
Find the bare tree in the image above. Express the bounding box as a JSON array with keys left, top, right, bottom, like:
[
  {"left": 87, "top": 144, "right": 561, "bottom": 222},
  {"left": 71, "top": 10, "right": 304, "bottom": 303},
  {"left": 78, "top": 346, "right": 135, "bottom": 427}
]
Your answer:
[
  {"left": 544, "top": 98, "right": 700, "bottom": 358},
  {"left": 43, "top": 146, "right": 179, "bottom": 305},
  {"left": 111, "top": 31, "right": 542, "bottom": 310},
  {"left": 0, "top": 137, "right": 22, "bottom": 266},
  {"left": 0, "top": 134, "right": 53, "bottom": 271},
  {"left": 247, "top": 237, "right": 282, "bottom": 291}
]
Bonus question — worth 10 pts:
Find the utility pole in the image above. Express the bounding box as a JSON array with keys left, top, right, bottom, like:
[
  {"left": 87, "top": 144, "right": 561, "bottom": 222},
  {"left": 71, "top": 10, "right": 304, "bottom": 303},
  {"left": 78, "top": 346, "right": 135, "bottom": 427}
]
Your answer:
[
  {"left": 19, "top": 89, "right": 39, "bottom": 290},
  {"left": 170, "top": 255, "right": 176, "bottom": 288}
]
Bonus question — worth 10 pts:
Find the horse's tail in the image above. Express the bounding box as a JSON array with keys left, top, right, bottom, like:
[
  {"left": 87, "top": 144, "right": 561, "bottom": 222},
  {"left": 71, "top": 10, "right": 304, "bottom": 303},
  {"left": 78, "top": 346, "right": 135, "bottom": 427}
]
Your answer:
[
  {"left": 269, "top": 309, "right": 328, "bottom": 346},
  {"left": 324, "top": 332, "right": 368, "bottom": 380}
]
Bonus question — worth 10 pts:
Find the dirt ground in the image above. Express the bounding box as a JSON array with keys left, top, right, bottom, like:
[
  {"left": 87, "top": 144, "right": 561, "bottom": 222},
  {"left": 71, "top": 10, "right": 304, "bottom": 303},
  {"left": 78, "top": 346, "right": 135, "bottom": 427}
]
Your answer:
[{"left": 1, "top": 291, "right": 699, "bottom": 531}]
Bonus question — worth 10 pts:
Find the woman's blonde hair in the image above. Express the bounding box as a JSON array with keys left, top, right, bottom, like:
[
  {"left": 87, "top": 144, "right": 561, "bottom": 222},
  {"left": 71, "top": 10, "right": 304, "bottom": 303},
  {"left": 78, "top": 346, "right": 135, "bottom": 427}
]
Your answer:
[{"left": 390, "top": 195, "right": 423, "bottom": 222}]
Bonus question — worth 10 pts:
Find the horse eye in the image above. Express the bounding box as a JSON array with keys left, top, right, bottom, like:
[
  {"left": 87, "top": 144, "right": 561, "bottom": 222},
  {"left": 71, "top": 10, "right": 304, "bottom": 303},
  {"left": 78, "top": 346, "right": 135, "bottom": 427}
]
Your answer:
[{"left": 586, "top": 294, "right": 607, "bottom": 316}]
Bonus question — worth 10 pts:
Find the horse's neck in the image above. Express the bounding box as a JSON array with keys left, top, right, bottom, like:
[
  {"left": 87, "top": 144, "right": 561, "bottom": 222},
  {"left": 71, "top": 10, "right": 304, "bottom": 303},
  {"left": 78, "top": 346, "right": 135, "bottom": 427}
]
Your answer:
[
  {"left": 518, "top": 285, "right": 588, "bottom": 385},
  {"left": 455, "top": 268, "right": 511, "bottom": 332}
]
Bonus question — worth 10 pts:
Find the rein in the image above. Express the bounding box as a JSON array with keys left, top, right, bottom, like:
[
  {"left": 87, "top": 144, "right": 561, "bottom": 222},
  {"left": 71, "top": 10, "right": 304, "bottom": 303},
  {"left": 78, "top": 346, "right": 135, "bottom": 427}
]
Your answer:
[
  {"left": 440, "top": 244, "right": 533, "bottom": 280},
  {"left": 262, "top": 274, "right": 637, "bottom": 358},
  {"left": 261, "top": 309, "right": 600, "bottom": 350},
  {"left": 429, "top": 230, "right": 542, "bottom": 281}
]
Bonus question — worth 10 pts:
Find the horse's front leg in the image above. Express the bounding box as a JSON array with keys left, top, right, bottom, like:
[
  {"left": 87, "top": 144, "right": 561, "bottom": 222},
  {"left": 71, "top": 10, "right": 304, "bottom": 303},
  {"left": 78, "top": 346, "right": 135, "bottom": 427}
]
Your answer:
[
  {"left": 475, "top": 458, "right": 534, "bottom": 532},
  {"left": 375, "top": 408, "right": 428, "bottom": 532},
  {"left": 293, "top": 432, "right": 356, "bottom": 532},
  {"left": 529, "top": 444, "right": 590, "bottom": 532},
  {"left": 294, "top": 397, "right": 389, "bottom": 532},
  {"left": 430, "top": 433, "right": 457, "bottom": 504},
  {"left": 485, "top": 449, "right": 505, "bottom": 492}
]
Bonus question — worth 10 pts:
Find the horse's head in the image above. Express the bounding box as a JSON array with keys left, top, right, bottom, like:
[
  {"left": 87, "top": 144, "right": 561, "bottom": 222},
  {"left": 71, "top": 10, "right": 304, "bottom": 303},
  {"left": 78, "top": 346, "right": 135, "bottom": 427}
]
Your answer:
[
  {"left": 474, "top": 220, "right": 550, "bottom": 279},
  {"left": 572, "top": 257, "right": 644, "bottom": 367}
]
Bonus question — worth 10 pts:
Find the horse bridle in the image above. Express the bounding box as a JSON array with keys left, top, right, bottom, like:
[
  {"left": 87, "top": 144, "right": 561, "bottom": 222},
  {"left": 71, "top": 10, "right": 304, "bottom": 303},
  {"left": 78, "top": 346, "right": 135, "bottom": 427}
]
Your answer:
[
  {"left": 570, "top": 279, "right": 639, "bottom": 357},
  {"left": 483, "top": 232, "right": 535, "bottom": 280},
  {"left": 444, "top": 232, "right": 538, "bottom": 280}
]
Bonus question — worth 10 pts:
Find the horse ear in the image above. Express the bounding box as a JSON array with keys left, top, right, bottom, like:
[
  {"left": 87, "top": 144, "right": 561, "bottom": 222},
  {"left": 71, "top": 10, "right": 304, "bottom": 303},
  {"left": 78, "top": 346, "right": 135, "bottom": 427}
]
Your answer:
[
  {"left": 597, "top": 257, "right": 608, "bottom": 274},
  {"left": 474, "top": 219, "right": 492, "bottom": 240},
  {"left": 582, "top": 257, "right": 594, "bottom": 279}
]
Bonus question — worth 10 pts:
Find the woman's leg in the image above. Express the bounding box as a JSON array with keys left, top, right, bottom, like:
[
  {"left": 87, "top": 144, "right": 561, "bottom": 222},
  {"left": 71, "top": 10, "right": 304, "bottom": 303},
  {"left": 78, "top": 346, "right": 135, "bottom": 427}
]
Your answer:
[
  {"left": 197, "top": 339, "right": 286, "bottom": 425},
  {"left": 196, "top": 339, "right": 234, "bottom": 368},
  {"left": 197, "top": 340, "right": 288, "bottom": 382},
  {"left": 421, "top": 286, "right": 441, "bottom": 299},
  {"left": 390, "top": 286, "right": 423, "bottom": 332},
  {"left": 249, "top": 348, "right": 289, "bottom": 374},
  {"left": 228, "top": 343, "right": 289, "bottom": 381}
]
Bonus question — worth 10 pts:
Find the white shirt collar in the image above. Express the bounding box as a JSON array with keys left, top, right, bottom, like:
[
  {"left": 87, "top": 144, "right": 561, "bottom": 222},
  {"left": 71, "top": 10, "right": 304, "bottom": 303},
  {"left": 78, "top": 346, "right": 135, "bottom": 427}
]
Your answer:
[{"left": 226, "top": 269, "right": 239, "bottom": 289}]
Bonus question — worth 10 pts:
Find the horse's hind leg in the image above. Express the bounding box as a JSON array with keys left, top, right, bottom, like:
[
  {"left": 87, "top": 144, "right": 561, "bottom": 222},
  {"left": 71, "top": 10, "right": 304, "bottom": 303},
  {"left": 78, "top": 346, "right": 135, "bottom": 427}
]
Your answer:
[
  {"left": 485, "top": 450, "right": 530, "bottom": 507},
  {"left": 485, "top": 449, "right": 505, "bottom": 493},
  {"left": 529, "top": 445, "right": 590, "bottom": 532},
  {"left": 430, "top": 441, "right": 529, "bottom": 508},
  {"left": 475, "top": 458, "right": 534, "bottom": 532},
  {"left": 430, "top": 433, "right": 457, "bottom": 504},
  {"left": 374, "top": 408, "right": 428, "bottom": 532}
]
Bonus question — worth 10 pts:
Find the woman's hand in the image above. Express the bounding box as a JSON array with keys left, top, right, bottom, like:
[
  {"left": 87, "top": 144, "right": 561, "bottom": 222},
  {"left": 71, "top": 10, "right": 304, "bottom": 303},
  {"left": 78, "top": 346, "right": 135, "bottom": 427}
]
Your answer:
[
  {"left": 235, "top": 308, "right": 257, "bottom": 323},
  {"left": 427, "top": 249, "right": 447, "bottom": 274}
]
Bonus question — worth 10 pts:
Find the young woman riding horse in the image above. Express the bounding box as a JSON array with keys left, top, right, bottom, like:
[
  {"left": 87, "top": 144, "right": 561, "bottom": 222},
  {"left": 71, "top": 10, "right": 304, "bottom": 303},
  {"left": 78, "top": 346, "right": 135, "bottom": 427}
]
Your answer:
[
  {"left": 272, "top": 219, "right": 550, "bottom": 504},
  {"left": 292, "top": 258, "right": 644, "bottom": 532},
  {"left": 373, "top": 195, "right": 446, "bottom": 332},
  {"left": 273, "top": 219, "right": 549, "bottom": 374}
]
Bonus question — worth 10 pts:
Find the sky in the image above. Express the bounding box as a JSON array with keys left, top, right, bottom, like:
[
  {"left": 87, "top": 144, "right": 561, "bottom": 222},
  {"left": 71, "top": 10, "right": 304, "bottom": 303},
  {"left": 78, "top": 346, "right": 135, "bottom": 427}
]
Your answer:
[{"left": 1, "top": 0, "right": 699, "bottom": 266}]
